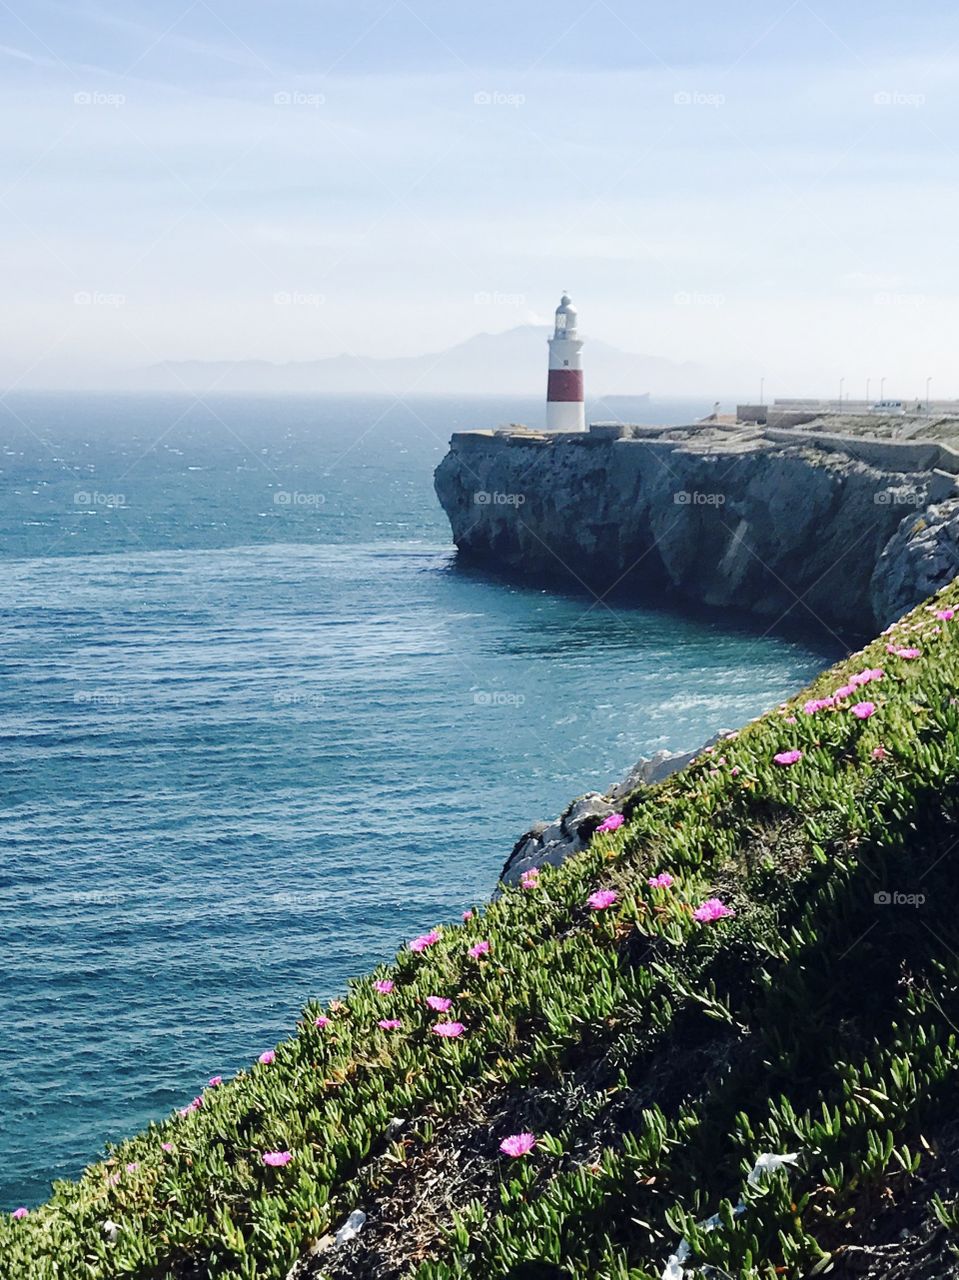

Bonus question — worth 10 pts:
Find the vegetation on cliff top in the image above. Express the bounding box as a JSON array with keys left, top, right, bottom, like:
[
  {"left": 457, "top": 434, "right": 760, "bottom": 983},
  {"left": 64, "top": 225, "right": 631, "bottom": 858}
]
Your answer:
[{"left": 5, "top": 586, "right": 959, "bottom": 1279}]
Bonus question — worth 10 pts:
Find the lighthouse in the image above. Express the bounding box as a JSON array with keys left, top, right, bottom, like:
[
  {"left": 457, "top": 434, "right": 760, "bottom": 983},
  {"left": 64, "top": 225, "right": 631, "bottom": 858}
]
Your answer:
[{"left": 546, "top": 293, "right": 585, "bottom": 431}]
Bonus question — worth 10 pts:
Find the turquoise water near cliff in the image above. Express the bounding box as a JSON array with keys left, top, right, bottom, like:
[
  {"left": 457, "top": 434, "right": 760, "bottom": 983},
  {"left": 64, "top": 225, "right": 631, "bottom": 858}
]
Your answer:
[{"left": 0, "top": 393, "right": 838, "bottom": 1209}]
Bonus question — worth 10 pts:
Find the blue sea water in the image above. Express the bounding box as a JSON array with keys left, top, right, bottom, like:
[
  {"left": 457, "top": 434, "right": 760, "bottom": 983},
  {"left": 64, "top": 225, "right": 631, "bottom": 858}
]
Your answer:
[{"left": 0, "top": 393, "right": 839, "bottom": 1210}]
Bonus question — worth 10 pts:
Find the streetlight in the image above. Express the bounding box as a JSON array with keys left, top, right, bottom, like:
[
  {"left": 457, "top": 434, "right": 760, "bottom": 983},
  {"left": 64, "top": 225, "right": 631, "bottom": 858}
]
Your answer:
[
  {"left": 926, "top": 376, "right": 932, "bottom": 410},
  {"left": 839, "top": 377, "right": 844, "bottom": 410}
]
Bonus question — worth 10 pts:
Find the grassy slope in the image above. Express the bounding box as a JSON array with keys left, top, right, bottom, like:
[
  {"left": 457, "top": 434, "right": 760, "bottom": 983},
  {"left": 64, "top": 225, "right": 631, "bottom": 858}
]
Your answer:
[{"left": 5, "top": 585, "right": 959, "bottom": 1279}]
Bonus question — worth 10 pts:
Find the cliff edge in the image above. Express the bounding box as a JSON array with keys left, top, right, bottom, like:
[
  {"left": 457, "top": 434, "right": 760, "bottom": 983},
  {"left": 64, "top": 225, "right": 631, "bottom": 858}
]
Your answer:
[{"left": 434, "top": 421, "right": 959, "bottom": 634}]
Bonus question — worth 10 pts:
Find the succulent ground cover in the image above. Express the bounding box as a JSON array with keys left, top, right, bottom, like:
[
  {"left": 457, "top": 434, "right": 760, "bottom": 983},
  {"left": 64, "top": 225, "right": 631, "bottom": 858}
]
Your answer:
[{"left": 5, "top": 590, "right": 959, "bottom": 1279}]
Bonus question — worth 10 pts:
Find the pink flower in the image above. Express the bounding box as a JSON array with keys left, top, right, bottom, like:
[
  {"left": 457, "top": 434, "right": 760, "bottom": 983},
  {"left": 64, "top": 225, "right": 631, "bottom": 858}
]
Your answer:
[
  {"left": 588, "top": 889, "right": 619, "bottom": 910},
  {"left": 896, "top": 647, "right": 921, "bottom": 659},
  {"left": 802, "top": 698, "right": 823, "bottom": 715},
  {"left": 314, "top": 1016, "right": 330, "bottom": 1028},
  {"left": 11, "top": 1207, "right": 28, "bottom": 1220},
  {"left": 773, "top": 749, "right": 802, "bottom": 766},
  {"left": 208, "top": 1076, "right": 222, "bottom": 1087},
  {"left": 784, "top": 715, "right": 797, "bottom": 725},
  {"left": 499, "top": 1132, "right": 537, "bottom": 1158},
  {"left": 426, "top": 995, "right": 452, "bottom": 1012},
  {"left": 377, "top": 1018, "right": 402, "bottom": 1031},
  {"left": 125, "top": 1162, "right": 139, "bottom": 1173},
  {"left": 648, "top": 872, "right": 674, "bottom": 889},
  {"left": 161, "top": 1142, "right": 174, "bottom": 1153},
  {"left": 872, "top": 746, "right": 888, "bottom": 760},
  {"left": 851, "top": 701, "right": 876, "bottom": 720},
  {"left": 258, "top": 1051, "right": 275, "bottom": 1065},
  {"left": 432, "top": 1021, "right": 466, "bottom": 1038},
  {"left": 468, "top": 940, "right": 491, "bottom": 958},
  {"left": 374, "top": 980, "right": 394, "bottom": 994},
  {"left": 937, "top": 608, "right": 954, "bottom": 621},
  {"left": 262, "top": 1150, "right": 292, "bottom": 1167},
  {"left": 520, "top": 867, "right": 540, "bottom": 888},
  {"left": 462, "top": 910, "right": 473, "bottom": 921},
  {"left": 409, "top": 929, "right": 441, "bottom": 953},
  {"left": 178, "top": 1096, "right": 203, "bottom": 1116},
  {"left": 834, "top": 684, "right": 855, "bottom": 700},
  {"left": 595, "top": 813, "right": 625, "bottom": 834},
  {"left": 694, "top": 898, "right": 735, "bottom": 923},
  {"left": 730, "top": 766, "right": 740, "bottom": 776}
]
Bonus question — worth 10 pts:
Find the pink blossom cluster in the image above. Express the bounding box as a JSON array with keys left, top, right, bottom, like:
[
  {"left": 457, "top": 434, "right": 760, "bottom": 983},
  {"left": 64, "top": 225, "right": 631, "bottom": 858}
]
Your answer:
[
  {"left": 595, "top": 812, "right": 625, "bottom": 834},
  {"left": 886, "top": 644, "right": 921, "bottom": 659},
  {"left": 409, "top": 929, "right": 441, "bottom": 953},
  {"left": 499, "top": 1132, "right": 536, "bottom": 1157},
  {"left": 694, "top": 898, "right": 735, "bottom": 923},
  {"left": 587, "top": 889, "right": 619, "bottom": 911}
]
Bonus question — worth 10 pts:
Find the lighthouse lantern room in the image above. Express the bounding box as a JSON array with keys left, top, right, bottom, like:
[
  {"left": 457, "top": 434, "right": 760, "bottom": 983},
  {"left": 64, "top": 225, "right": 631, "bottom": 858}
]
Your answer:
[{"left": 546, "top": 293, "right": 585, "bottom": 431}]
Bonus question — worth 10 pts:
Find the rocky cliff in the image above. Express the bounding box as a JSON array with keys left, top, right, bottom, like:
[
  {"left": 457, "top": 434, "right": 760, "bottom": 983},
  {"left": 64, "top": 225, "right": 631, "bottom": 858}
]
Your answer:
[{"left": 433, "top": 422, "right": 959, "bottom": 635}]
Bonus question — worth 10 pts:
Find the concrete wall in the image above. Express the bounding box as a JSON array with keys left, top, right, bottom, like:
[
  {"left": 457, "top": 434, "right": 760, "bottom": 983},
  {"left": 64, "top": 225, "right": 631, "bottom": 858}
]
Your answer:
[
  {"left": 737, "top": 405, "right": 820, "bottom": 428},
  {"left": 763, "top": 427, "right": 959, "bottom": 476}
]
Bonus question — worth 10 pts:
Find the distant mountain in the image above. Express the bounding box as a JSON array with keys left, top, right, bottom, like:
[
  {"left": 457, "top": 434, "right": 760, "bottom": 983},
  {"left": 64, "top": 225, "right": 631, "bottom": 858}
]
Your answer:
[{"left": 129, "top": 325, "right": 708, "bottom": 396}]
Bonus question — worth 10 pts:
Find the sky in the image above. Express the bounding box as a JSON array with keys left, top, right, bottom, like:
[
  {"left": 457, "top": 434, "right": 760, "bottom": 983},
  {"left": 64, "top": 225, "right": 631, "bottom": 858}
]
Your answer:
[{"left": 3, "top": 0, "right": 959, "bottom": 396}]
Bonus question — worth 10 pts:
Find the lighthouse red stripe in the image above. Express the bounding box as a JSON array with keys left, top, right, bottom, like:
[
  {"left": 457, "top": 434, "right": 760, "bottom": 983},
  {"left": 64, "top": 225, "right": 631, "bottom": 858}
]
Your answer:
[{"left": 547, "top": 369, "right": 584, "bottom": 402}]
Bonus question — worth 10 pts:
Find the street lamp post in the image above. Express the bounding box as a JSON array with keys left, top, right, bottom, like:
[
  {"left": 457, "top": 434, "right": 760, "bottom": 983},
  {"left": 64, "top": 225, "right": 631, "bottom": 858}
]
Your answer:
[
  {"left": 839, "top": 377, "right": 844, "bottom": 410},
  {"left": 926, "top": 376, "right": 933, "bottom": 411}
]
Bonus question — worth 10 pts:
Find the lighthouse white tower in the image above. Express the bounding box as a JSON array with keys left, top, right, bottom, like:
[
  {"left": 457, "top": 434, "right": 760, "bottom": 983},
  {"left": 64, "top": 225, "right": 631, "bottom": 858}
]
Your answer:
[{"left": 546, "top": 293, "right": 585, "bottom": 431}]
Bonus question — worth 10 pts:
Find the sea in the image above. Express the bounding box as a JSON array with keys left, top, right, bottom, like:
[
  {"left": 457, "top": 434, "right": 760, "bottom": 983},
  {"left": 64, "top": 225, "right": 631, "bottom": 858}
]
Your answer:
[{"left": 0, "top": 392, "right": 839, "bottom": 1209}]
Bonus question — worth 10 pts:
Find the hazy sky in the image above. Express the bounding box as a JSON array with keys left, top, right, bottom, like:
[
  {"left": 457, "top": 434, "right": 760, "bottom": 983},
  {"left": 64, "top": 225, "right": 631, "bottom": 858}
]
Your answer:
[{"left": 3, "top": 0, "right": 959, "bottom": 396}]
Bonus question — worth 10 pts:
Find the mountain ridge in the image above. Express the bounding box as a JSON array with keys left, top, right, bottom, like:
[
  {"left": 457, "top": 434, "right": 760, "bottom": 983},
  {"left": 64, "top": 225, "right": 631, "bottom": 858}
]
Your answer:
[{"left": 127, "top": 325, "right": 709, "bottom": 396}]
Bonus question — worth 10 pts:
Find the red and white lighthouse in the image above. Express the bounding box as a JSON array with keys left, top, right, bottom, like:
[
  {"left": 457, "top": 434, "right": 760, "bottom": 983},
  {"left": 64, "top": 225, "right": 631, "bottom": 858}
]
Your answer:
[{"left": 546, "top": 293, "right": 585, "bottom": 431}]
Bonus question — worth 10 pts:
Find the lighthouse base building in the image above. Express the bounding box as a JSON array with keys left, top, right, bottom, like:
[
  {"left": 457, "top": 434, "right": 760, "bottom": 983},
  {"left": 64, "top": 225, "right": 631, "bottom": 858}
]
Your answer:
[{"left": 546, "top": 293, "right": 585, "bottom": 431}]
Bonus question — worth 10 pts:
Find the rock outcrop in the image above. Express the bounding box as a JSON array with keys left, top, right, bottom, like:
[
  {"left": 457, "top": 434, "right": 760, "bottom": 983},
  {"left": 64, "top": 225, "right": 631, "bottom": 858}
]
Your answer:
[
  {"left": 434, "top": 423, "right": 959, "bottom": 635},
  {"left": 499, "top": 739, "right": 719, "bottom": 886}
]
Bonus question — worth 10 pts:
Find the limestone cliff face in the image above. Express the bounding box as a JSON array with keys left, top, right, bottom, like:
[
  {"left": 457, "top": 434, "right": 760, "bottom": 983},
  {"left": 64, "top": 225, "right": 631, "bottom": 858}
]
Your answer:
[{"left": 434, "top": 425, "right": 959, "bottom": 635}]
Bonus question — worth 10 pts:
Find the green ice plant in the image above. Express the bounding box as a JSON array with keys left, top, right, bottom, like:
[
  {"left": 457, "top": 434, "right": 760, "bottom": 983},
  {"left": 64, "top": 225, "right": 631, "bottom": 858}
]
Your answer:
[{"left": 4, "top": 588, "right": 959, "bottom": 1278}]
